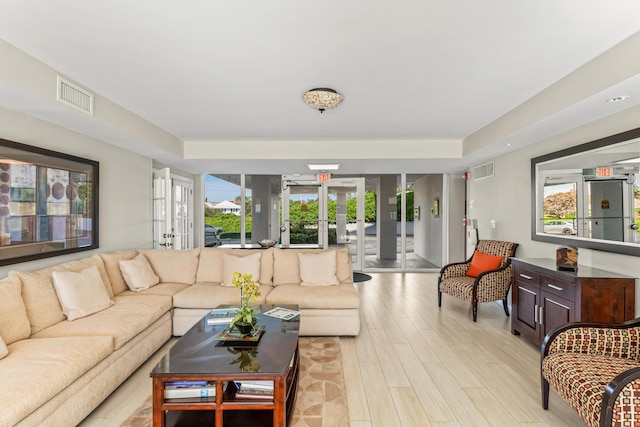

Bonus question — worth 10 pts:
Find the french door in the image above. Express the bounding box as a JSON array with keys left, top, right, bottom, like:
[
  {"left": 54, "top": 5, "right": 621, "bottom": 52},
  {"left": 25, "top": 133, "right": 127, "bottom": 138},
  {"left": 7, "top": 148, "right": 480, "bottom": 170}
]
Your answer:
[
  {"left": 152, "top": 168, "right": 193, "bottom": 250},
  {"left": 281, "top": 176, "right": 364, "bottom": 271}
]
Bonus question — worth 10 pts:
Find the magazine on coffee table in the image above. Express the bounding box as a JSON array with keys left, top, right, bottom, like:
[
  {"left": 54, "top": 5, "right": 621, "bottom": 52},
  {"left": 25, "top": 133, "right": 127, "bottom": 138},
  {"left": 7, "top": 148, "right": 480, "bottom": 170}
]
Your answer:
[{"left": 263, "top": 307, "right": 300, "bottom": 321}]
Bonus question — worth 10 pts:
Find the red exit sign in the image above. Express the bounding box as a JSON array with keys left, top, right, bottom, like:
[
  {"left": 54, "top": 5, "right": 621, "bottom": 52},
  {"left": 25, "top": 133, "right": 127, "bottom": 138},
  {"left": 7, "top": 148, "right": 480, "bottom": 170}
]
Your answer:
[
  {"left": 317, "top": 173, "right": 331, "bottom": 183},
  {"left": 596, "top": 167, "right": 612, "bottom": 177}
]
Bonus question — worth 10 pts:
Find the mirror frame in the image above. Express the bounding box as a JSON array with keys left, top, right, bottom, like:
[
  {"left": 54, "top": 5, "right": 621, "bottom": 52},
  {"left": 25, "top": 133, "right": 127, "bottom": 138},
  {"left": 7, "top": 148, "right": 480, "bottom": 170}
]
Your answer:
[{"left": 531, "top": 126, "right": 640, "bottom": 257}]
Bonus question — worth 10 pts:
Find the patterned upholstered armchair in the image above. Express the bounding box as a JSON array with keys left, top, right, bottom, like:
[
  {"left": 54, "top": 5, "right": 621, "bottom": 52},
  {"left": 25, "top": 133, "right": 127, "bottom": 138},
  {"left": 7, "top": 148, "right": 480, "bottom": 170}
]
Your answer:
[
  {"left": 541, "top": 318, "right": 640, "bottom": 427},
  {"left": 437, "top": 240, "right": 518, "bottom": 322}
]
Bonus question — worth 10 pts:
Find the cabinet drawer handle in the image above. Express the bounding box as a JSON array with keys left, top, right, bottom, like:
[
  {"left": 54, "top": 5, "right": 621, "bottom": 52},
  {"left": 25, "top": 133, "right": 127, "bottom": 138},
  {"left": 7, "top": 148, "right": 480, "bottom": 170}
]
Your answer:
[
  {"left": 539, "top": 306, "right": 544, "bottom": 326},
  {"left": 519, "top": 274, "right": 533, "bottom": 280},
  {"left": 547, "top": 284, "right": 563, "bottom": 291},
  {"left": 534, "top": 304, "right": 538, "bottom": 323}
]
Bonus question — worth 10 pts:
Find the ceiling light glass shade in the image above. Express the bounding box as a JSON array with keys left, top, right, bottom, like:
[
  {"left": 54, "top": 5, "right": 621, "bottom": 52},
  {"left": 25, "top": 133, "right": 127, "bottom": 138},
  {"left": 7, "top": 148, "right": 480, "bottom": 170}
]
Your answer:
[{"left": 303, "top": 88, "right": 342, "bottom": 113}]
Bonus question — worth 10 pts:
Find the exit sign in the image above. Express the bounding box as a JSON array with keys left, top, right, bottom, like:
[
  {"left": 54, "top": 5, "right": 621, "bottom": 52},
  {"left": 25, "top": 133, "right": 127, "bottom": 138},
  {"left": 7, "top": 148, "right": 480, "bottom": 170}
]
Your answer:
[
  {"left": 596, "top": 167, "right": 612, "bottom": 177},
  {"left": 318, "top": 173, "right": 331, "bottom": 183}
]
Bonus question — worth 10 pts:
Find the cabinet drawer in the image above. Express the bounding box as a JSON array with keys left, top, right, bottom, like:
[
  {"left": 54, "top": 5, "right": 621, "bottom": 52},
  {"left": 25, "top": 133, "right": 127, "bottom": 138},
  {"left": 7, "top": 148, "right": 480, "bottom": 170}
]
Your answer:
[
  {"left": 540, "top": 275, "right": 575, "bottom": 301},
  {"left": 513, "top": 266, "right": 540, "bottom": 284}
]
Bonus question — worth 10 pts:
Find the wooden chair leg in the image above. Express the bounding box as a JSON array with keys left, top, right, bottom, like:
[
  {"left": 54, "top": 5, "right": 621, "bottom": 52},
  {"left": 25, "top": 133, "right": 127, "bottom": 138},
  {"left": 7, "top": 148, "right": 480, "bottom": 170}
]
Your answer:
[
  {"left": 542, "top": 377, "right": 550, "bottom": 410},
  {"left": 472, "top": 302, "right": 478, "bottom": 322},
  {"left": 503, "top": 298, "right": 510, "bottom": 316},
  {"left": 438, "top": 290, "right": 442, "bottom": 307}
]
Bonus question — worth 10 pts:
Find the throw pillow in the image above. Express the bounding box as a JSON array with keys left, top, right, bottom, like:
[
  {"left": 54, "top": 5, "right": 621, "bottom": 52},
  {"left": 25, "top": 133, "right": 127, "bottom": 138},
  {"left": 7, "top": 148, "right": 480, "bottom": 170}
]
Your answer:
[
  {"left": 119, "top": 254, "right": 160, "bottom": 292},
  {"left": 466, "top": 251, "right": 504, "bottom": 278},
  {"left": 0, "top": 274, "right": 31, "bottom": 344},
  {"left": 0, "top": 335, "right": 7, "bottom": 360},
  {"left": 51, "top": 266, "right": 114, "bottom": 321},
  {"left": 298, "top": 251, "right": 340, "bottom": 286},
  {"left": 222, "top": 252, "right": 261, "bottom": 286}
]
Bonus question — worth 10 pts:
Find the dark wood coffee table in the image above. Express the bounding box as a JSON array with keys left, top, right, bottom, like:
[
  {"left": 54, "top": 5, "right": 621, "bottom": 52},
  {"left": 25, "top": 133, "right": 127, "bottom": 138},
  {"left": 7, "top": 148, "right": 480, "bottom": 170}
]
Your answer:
[{"left": 151, "top": 304, "right": 300, "bottom": 427}]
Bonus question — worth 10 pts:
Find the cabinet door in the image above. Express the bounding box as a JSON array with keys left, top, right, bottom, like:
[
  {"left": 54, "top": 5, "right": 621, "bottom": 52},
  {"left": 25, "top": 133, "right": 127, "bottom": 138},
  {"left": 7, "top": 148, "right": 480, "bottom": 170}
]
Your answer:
[
  {"left": 513, "top": 281, "right": 541, "bottom": 341},
  {"left": 541, "top": 292, "right": 574, "bottom": 339}
]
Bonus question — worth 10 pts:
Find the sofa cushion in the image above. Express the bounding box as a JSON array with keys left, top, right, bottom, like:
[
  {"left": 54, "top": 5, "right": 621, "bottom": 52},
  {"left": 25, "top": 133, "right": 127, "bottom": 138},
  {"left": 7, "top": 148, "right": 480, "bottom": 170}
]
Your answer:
[
  {"left": 141, "top": 249, "right": 200, "bottom": 284},
  {"left": 273, "top": 247, "right": 352, "bottom": 286},
  {"left": 173, "top": 283, "right": 272, "bottom": 309},
  {"left": 100, "top": 250, "right": 138, "bottom": 295},
  {"left": 197, "top": 248, "right": 274, "bottom": 285},
  {"left": 266, "top": 282, "right": 360, "bottom": 309},
  {"left": 0, "top": 274, "right": 30, "bottom": 344},
  {"left": 0, "top": 335, "right": 113, "bottom": 427},
  {"left": 0, "top": 335, "right": 7, "bottom": 359},
  {"left": 52, "top": 266, "right": 115, "bottom": 320},
  {"left": 15, "top": 255, "right": 113, "bottom": 335},
  {"left": 298, "top": 251, "right": 339, "bottom": 286},
  {"left": 32, "top": 294, "right": 171, "bottom": 350},
  {"left": 222, "top": 252, "right": 261, "bottom": 286},
  {"left": 119, "top": 253, "right": 160, "bottom": 292}
]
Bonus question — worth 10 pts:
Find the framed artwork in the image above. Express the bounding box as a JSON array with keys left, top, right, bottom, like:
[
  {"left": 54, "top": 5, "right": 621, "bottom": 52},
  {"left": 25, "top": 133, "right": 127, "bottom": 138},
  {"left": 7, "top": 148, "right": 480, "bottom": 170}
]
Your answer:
[{"left": 0, "top": 138, "right": 99, "bottom": 265}]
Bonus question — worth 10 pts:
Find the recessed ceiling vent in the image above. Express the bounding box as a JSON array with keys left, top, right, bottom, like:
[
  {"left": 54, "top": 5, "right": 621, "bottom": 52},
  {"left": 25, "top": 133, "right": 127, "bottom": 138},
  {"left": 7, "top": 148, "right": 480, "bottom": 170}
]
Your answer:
[
  {"left": 473, "top": 161, "right": 494, "bottom": 181},
  {"left": 57, "top": 76, "right": 94, "bottom": 116}
]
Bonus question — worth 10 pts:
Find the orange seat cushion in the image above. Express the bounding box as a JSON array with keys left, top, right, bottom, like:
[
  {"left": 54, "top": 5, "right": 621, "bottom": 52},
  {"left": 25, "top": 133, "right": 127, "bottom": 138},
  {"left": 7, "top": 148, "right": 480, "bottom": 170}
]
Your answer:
[{"left": 466, "top": 251, "right": 503, "bottom": 278}]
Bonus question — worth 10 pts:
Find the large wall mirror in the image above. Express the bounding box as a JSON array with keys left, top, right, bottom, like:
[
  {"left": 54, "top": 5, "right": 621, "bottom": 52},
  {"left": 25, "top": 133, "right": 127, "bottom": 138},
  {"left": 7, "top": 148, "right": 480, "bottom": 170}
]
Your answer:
[
  {"left": 531, "top": 127, "right": 640, "bottom": 256},
  {"left": 0, "top": 138, "right": 99, "bottom": 265}
]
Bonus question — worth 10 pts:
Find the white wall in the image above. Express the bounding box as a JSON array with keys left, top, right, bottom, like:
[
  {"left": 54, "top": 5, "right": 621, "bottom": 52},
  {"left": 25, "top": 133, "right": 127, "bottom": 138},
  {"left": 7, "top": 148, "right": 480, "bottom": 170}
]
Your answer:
[
  {"left": 0, "top": 106, "right": 153, "bottom": 278},
  {"left": 468, "top": 105, "right": 640, "bottom": 314}
]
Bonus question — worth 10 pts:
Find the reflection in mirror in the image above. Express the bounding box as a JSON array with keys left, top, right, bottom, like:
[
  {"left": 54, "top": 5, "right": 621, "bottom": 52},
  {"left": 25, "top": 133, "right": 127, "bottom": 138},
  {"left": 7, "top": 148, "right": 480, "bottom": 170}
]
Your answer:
[{"left": 532, "top": 128, "right": 640, "bottom": 256}]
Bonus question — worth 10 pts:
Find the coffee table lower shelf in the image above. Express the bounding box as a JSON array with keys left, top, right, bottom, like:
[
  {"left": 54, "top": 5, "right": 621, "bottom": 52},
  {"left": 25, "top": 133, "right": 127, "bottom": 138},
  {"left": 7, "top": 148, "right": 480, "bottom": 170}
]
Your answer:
[{"left": 153, "top": 349, "right": 299, "bottom": 426}]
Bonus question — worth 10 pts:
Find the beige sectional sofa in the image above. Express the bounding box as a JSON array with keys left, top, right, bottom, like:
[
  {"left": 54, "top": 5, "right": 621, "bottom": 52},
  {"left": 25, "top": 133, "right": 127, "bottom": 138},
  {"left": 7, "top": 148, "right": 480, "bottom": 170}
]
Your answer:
[{"left": 0, "top": 246, "right": 359, "bottom": 427}]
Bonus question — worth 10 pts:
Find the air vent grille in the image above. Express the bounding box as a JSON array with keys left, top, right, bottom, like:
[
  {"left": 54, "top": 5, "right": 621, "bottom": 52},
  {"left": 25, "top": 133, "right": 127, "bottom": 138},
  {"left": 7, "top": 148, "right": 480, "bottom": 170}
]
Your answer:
[
  {"left": 473, "top": 161, "right": 495, "bottom": 181},
  {"left": 57, "top": 76, "right": 94, "bottom": 115}
]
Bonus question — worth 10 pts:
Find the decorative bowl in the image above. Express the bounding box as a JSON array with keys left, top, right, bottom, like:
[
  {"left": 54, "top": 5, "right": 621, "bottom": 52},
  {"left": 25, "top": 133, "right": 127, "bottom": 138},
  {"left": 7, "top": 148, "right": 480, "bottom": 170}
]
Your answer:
[{"left": 257, "top": 239, "right": 277, "bottom": 248}]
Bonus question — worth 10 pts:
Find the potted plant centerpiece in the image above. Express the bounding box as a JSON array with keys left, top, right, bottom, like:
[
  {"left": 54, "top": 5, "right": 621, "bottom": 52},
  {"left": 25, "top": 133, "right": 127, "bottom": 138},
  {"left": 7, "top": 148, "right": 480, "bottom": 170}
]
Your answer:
[{"left": 230, "top": 272, "right": 261, "bottom": 335}]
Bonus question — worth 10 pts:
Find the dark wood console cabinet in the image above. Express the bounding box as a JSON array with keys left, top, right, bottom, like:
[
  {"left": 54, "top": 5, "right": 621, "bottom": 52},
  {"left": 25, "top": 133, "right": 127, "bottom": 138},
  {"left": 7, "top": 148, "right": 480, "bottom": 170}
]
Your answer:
[{"left": 511, "top": 258, "right": 635, "bottom": 346}]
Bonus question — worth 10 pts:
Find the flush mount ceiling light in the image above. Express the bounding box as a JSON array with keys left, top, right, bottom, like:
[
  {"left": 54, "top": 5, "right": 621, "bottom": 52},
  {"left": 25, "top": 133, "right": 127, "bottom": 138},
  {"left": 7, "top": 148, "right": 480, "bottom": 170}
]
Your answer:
[
  {"left": 607, "top": 95, "right": 630, "bottom": 103},
  {"left": 306, "top": 163, "right": 341, "bottom": 171},
  {"left": 303, "top": 88, "right": 343, "bottom": 113}
]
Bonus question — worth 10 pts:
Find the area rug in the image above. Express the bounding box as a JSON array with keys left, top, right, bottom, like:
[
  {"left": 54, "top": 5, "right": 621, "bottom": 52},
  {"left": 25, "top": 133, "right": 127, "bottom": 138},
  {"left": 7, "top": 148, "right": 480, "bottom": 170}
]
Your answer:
[
  {"left": 120, "top": 337, "right": 349, "bottom": 427},
  {"left": 353, "top": 272, "right": 372, "bottom": 282}
]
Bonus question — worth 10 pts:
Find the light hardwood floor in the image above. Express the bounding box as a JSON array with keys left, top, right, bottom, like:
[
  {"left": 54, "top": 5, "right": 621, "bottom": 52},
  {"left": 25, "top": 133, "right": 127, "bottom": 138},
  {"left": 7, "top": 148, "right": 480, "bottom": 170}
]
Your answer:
[{"left": 81, "top": 272, "right": 586, "bottom": 426}]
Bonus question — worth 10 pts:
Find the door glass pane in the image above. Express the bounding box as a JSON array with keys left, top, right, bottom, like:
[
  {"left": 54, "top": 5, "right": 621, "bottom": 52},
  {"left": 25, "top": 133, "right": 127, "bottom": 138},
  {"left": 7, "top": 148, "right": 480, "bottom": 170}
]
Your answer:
[
  {"left": 363, "top": 174, "right": 400, "bottom": 268},
  {"left": 407, "top": 174, "right": 444, "bottom": 268},
  {"left": 173, "top": 181, "right": 192, "bottom": 250},
  {"left": 246, "top": 175, "right": 281, "bottom": 244},
  {"left": 327, "top": 182, "right": 358, "bottom": 265},
  {"left": 153, "top": 168, "right": 170, "bottom": 249},
  {"left": 288, "top": 185, "right": 320, "bottom": 245}
]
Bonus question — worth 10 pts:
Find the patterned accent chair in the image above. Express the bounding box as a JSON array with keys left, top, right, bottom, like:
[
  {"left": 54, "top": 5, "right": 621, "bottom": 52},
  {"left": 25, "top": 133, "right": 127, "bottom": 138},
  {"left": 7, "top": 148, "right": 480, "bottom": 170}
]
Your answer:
[
  {"left": 437, "top": 240, "right": 518, "bottom": 322},
  {"left": 541, "top": 318, "right": 640, "bottom": 427}
]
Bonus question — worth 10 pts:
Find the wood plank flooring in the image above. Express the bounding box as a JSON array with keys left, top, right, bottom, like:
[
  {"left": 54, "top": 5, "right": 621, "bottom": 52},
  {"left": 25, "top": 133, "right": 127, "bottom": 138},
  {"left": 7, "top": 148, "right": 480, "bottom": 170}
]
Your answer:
[{"left": 80, "top": 272, "right": 587, "bottom": 426}]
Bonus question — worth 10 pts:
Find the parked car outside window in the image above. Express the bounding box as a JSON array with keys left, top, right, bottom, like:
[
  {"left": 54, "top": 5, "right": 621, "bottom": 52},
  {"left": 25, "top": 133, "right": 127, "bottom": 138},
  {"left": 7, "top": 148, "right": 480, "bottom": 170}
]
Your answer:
[
  {"left": 204, "top": 224, "right": 224, "bottom": 247},
  {"left": 543, "top": 220, "right": 577, "bottom": 235}
]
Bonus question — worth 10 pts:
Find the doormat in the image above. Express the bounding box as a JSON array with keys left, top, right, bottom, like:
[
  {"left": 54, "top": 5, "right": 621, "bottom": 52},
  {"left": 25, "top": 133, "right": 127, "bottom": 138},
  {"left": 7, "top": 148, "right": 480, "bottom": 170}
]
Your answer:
[{"left": 353, "top": 272, "right": 372, "bottom": 282}]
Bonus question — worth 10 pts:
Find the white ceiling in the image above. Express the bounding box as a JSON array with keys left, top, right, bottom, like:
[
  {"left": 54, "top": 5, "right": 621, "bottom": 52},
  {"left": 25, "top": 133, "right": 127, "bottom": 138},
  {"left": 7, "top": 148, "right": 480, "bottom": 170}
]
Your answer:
[{"left": 1, "top": 1, "right": 640, "bottom": 175}]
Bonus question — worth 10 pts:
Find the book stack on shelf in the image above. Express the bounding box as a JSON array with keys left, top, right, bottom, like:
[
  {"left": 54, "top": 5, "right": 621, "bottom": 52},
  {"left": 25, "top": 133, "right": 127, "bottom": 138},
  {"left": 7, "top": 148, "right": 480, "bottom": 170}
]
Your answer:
[
  {"left": 234, "top": 380, "right": 274, "bottom": 400},
  {"left": 164, "top": 381, "right": 218, "bottom": 399}
]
